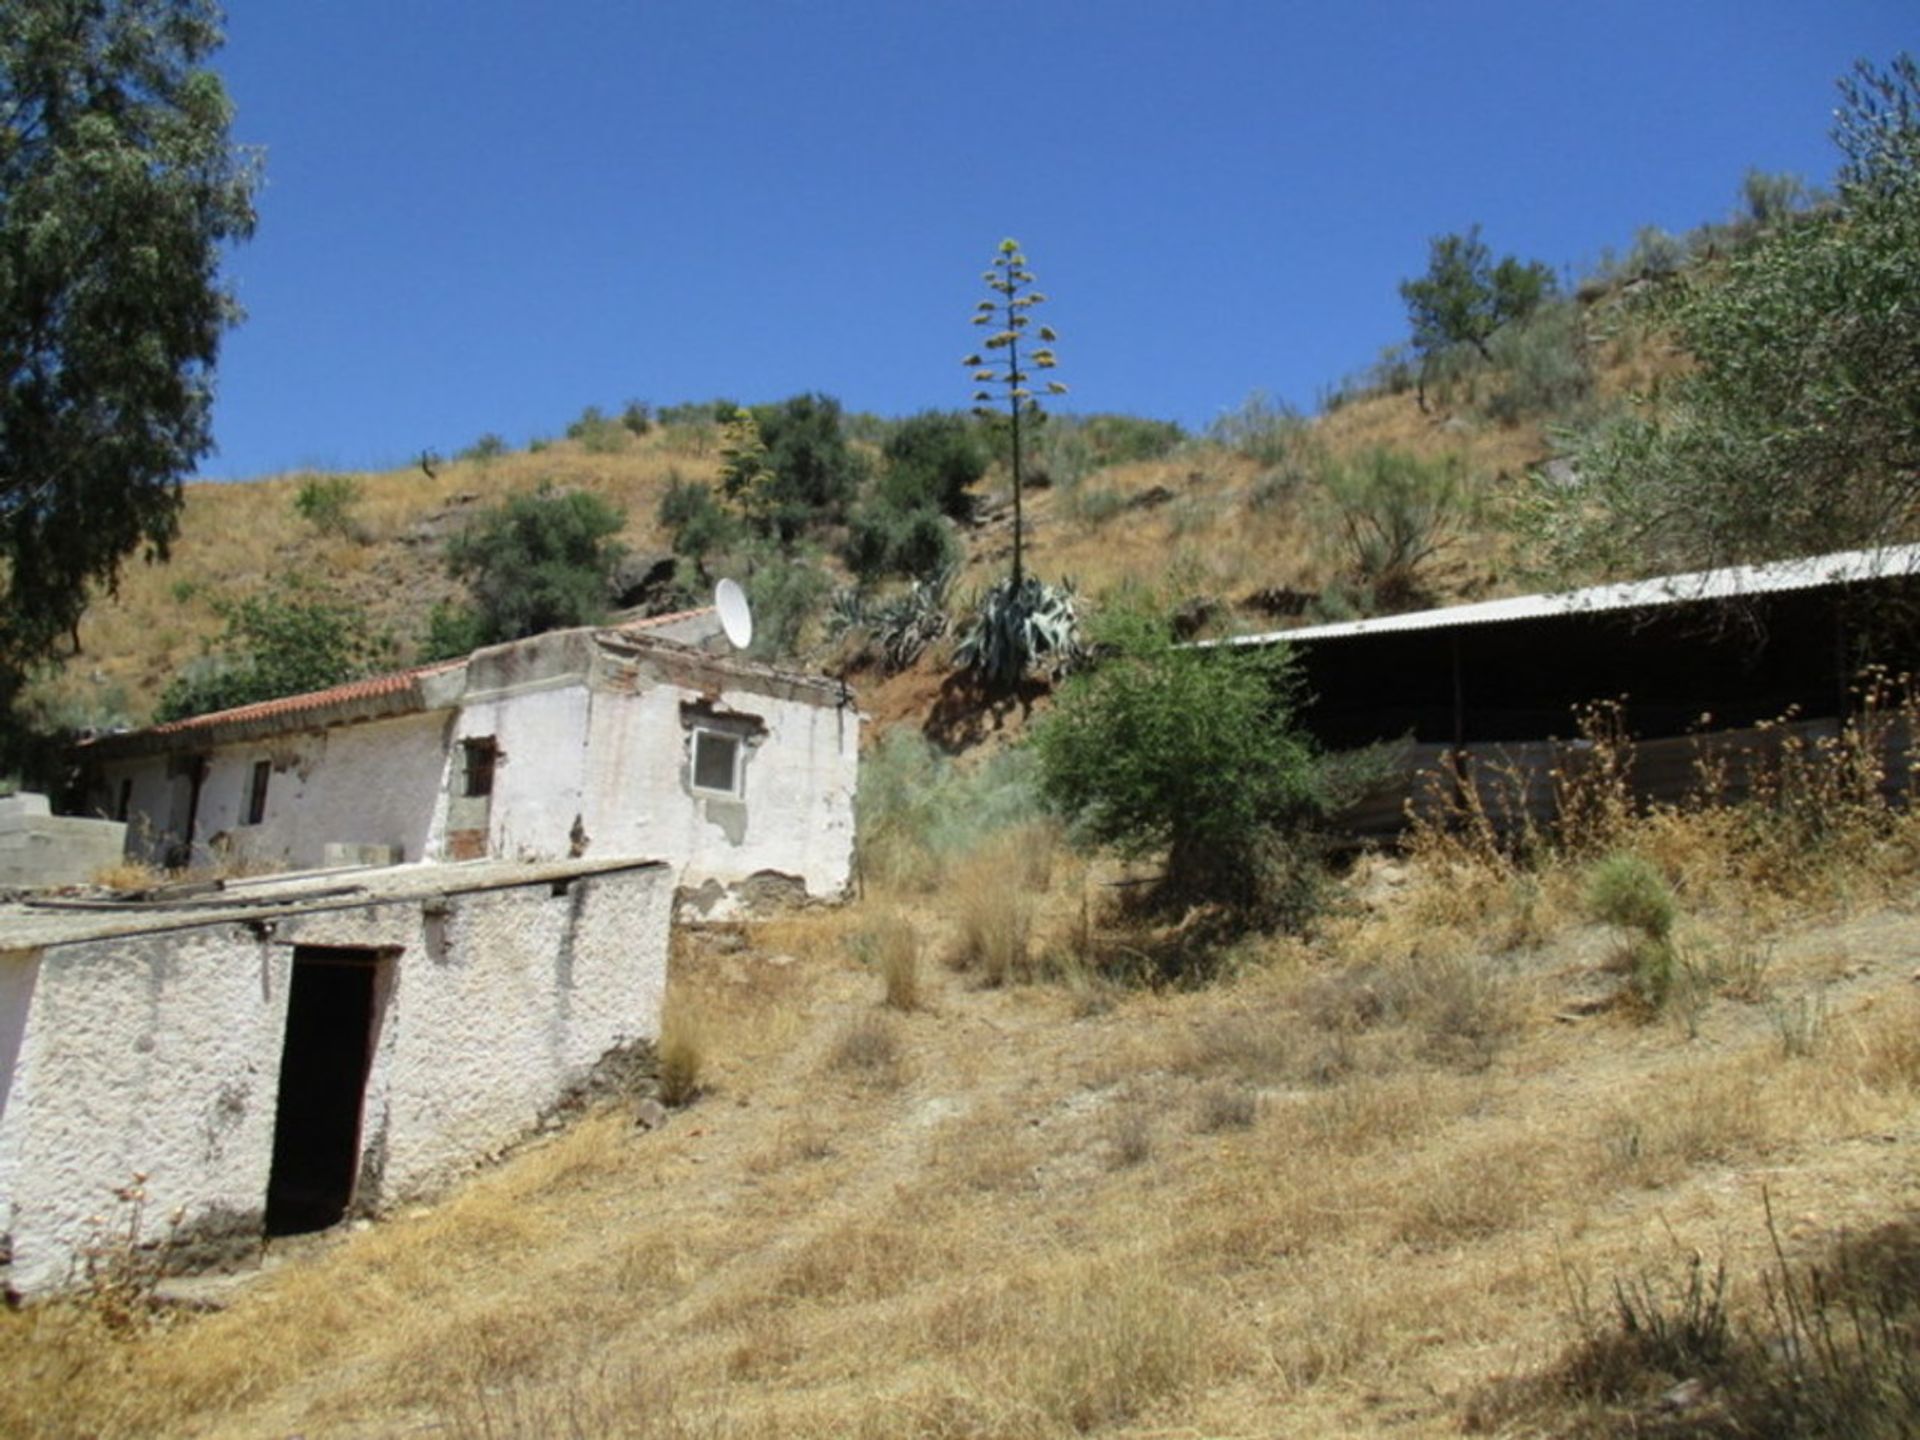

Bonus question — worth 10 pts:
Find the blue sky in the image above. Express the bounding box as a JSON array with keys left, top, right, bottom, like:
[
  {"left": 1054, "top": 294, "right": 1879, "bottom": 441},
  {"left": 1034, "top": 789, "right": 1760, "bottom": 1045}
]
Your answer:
[{"left": 203, "top": 1, "right": 1913, "bottom": 480}]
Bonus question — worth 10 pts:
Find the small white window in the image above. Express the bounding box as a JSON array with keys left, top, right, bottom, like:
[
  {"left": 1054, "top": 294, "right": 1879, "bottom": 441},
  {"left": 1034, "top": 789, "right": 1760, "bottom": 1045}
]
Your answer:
[{"left": 691, "top": 728, "right": 743, "bottom": 797}]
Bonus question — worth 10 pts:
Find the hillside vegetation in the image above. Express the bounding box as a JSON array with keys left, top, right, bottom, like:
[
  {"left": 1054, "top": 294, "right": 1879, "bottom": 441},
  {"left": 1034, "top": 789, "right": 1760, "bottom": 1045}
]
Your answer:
[
  {"left": 23, "top": 279, "right": 1679, "bottom": 738},
  {"left": 7, "top": 54, "right": 1918, "bottom": 1440},
  {"left": 8, "top": 743, "right": 1920, "bottom": 1437}
]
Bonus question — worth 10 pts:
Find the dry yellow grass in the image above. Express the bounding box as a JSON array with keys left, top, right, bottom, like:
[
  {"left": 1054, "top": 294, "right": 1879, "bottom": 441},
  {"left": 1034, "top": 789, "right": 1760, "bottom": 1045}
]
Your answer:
[{"left": 7, "top": 805, "right": 1920, "bottom": 1439}]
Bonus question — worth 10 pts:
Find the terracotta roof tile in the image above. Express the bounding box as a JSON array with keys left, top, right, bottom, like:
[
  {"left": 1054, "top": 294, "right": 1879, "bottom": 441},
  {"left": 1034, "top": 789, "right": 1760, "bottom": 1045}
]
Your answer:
[{"left": 136, "top": 658, "right": 466, "bottom": 736}]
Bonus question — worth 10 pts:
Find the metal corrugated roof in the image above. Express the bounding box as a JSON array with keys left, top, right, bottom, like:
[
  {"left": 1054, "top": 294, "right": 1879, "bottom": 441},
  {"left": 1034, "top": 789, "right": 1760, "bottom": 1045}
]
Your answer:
[{"left": 1206, "top": 543, "right": 1920, "bottom": 649}]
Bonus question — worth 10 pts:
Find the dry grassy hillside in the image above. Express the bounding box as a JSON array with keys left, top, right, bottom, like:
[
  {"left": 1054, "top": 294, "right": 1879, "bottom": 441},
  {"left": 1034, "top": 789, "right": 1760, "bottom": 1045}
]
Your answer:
[
  {"left": 28, "top": 288, "right": 1676, "bottom": 735},
  {"left": 6, "top": 783, "right": 1919, "bottom": 1438}
]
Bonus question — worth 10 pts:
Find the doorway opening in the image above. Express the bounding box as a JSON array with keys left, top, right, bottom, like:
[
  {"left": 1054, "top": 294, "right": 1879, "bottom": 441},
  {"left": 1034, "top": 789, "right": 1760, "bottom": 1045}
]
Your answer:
[{"left": 265, "top": 946, "right": 387, "bottom": 1236}]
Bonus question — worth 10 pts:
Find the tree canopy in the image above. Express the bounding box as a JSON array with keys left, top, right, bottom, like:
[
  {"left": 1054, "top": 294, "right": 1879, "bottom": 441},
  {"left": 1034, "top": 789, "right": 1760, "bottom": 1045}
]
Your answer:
[
  {"left": 155, "top": 585, "right": 391, "bottom": 723},
  {"left": 0, "top": 0, "right": 258, "bottom": 688},
  {"left": 1398, "top": 226, "right": 1554, "bottom": 402},
  {"left": 1531, "top": 53, "right": 1920, "bottom": 578},
  {"left": 440, "top": 485, "right": 628, "bottom": 649}
]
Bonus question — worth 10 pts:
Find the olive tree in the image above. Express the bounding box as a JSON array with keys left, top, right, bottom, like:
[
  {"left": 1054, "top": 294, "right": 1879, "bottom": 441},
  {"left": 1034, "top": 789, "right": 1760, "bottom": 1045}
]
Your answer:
[{"left": 1530, "top": 54, "right": 1920, "bottom": 579}]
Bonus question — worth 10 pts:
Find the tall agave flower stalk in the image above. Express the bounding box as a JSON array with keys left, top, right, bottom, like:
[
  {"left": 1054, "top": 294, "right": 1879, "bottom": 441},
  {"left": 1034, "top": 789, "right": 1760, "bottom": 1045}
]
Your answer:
[{"left": 964, "top": 238, "right": 1066, "bottom": 588}]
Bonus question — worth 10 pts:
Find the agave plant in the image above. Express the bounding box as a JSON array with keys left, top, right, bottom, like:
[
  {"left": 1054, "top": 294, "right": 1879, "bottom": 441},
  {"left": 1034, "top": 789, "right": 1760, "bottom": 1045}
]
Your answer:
[
  {"left": 872, "top": 569, "right": 953, "bottom": 673},
  {"left": 827, "top": 571, "right": 954, "bottom": 674},
  {"left": 954, "top": 574, "right": 1084, "bottom": 687}
]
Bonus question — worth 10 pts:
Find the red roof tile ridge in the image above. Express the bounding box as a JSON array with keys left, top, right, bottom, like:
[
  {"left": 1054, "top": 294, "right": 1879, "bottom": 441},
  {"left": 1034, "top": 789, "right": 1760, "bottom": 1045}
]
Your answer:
[{"left": 142, "top": 656, "right": 467, "bottom": 736}]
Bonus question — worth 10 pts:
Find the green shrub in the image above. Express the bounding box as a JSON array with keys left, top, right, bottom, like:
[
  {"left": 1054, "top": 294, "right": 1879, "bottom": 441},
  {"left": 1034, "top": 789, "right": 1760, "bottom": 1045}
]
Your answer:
[
  {"left": 656, "top": 475, "right": 740, "bottom": 564},
  {"left": 292, "top": 474, "right": 363, "bottom": 538},
  {"left": 1208, "top": 390, "right": 1311, "bottom": 466},
  {"left": 619, "top": 400, "right": 652, "bottom": 436},
  {"left": 1034, "top": 596, "right": 1330, "bottom": 926},
  {"left": 878, "top": 411, "right": 987, "bottom": 520},
  {"left": 420, "top": 600, "right": 487, "bottom": 663},
  {"left": 1484, "top": 298, "right": 1593, "bottom": 425},
  {"left": 739, "top": 547, "right": 831, "bottom": 662},
  {"left": 1585, "top": 853, "right": 1678, "bottom": 1008},
  {"left": 843, "top": 501, "right": 956, "bottom": 582},
  {"left": 155, "top": 584, "right": 393, "bottom": 722},
  {"left": 443, "top": 484, "right": 626, "bottom": 645},
  {"left": 459, "top": 433, "right": 509, "bottom": 462},
  {"left": 1319, "top": 447, "right": 1470, "bottom": 612},
  {"left": 566, "top": 404, "right": 630, "bottom": 454},
  {"left": 1584, "top": 853, "right": 1675, "bottom": 939},
  {"left": 856, "top": 730, "right": 1045, "bottom": 890},
  {"left": 726, "top": 393, "right": 863, "bottom": 542}
]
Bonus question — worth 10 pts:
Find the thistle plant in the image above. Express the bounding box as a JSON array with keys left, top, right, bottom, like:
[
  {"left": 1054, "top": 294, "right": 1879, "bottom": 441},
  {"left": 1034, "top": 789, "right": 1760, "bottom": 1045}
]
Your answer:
[{"left": 965, "top": 238, "right": 1067, "bottom": 586}]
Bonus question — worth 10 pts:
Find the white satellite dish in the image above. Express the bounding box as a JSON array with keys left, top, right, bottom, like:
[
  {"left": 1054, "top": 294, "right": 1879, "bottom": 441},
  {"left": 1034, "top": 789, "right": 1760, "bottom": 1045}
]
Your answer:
[{"left": 715, "top": 578, "right": 754, "bottom": 650}]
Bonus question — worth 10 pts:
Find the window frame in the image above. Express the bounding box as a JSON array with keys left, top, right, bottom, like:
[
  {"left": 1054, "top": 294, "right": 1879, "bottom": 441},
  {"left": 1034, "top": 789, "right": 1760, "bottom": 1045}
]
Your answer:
[
  {"left": 460, "top": 737, "right": 498, "bottom": 799},
  {"left": 245, "top": 758, "right": 272, "bottom": 826},
  {"left": 689, "top": 726, "right": 745, "bottom": 799}
]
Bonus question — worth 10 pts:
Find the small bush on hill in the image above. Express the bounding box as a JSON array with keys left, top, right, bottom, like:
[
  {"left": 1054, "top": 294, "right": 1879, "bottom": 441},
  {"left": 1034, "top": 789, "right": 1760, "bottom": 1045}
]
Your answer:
[
  {"left": 724, "top": 393, "right": 863, "bottom": 543},
  {"left": 459, "top": 433, "right": 509, "bottom": 463},
  {"left": 739, "top": 544, "right": 831, "bottom": 662},
  {"left": 1319, "top": 447, "right": 1470, "bottom": 613},
  {"left": 656, "top": 475, "right": 741, "bottom": 566},
  {"left": 292, "top": 474, "right": 363, "bottom": 538},
  {"left": 856, "top": 731, "right": 1045, "bottom": 890},
  {"left": 842, "top": 501, "right": 956, "bottom": 582},
  {"left": 566, "top": 405, "right": 631, "bottom": 454},
  {"left": 1035, "top": 595, "right": 1331, "bottom": 928},
  {"left": 441, "top": 484, "right": 627, "bottom": 647},
  {"left": 878, "top": 411, "right": 987, "bottom": 520},
  {"left": 1208, "top": 390, "right": 1311, "bottom": 467}
]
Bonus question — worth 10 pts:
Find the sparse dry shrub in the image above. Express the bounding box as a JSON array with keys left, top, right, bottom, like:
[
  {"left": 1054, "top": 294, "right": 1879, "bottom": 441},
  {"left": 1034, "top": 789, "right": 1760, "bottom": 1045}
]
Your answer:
[
  {"left": 777, "top": 1220, "right": 926, "bottom": 1302},
  {"left": 1389, "top": 1142, "right": 1540, "bottom": 1248},
  {"left": 1194, "top": 1080, "right": 1259, "bottom": 1133},
  {"left": 1852, "top": 993, "right": 1920, "bottom": 1092},
  {"left": 1105, "top": 1100, "right": 1155, "bottom": 1168},
  {"left": 655, "top": 1006, "right": 706, "bottom": 1107},
  {"left": 945, "top": 832, "right": 1039, "bottom": 985},
  {"left": 932, "top": 1103, "right": 1040, "bottom": 1193},
  {"left": 1495, "top": 1203, "right": 1920, "bottom": 1440},
  {"left": 828, "top": 1011, "right": 905, "bottom": 1088},
  {"left": 1301, "top": 949, "right": 1521, "bottom": 1072},
  {"left": 1295, "top": 1074, "right": 1441, "bottom": 1154},
  {"left": 859, "top": 908, "right": 922, "bottom": 1012},
  {"left": 993, "top": 1258, "right": 1212, "bottom": 1433},
  {"left": 1590, "top": 1072, "right": 1765, "bottom": 1189}
]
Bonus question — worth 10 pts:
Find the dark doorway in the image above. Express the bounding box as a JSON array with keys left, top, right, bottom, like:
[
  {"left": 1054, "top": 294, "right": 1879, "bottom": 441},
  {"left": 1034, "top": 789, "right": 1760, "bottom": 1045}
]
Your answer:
[{"left": 265, "top": 947, "right": 385, "bottom": 1236}]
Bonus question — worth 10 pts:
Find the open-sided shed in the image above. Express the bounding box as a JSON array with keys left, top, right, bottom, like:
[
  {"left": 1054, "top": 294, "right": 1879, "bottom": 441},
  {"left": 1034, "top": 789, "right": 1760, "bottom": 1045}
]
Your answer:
[{"left": 1209, "top": 545, "right": 1920, "bottom": 835}]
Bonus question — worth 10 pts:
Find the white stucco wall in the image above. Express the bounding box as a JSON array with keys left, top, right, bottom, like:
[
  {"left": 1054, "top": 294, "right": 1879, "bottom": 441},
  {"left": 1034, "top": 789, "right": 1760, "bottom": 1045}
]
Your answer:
[
  {"left": 0, "top": 954, "right": 42, "bottom": 1254},
  {"left": 87, "top": 630, "right": 861, "bottom": 900},
  {"left": 0, "top": 863, "right": 670, "bottom": 1296},
  {"left": 2, "top": 928, "right": 291, "bottom": 1295},
  {"left": 440, "top": 682, "right": 593, "bottom": 861},
  {"left": 580, "top": 680, "right": 859, "bottom": 897},
  {"left": 311, "top": 869, "right": 671, "bottom": 1200}
]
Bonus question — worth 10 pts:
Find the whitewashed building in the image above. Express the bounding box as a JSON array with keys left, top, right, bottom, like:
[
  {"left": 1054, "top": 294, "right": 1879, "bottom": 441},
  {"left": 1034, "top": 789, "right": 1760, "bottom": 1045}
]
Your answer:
[
  {"left": 79, "top": 612, "right": 862, "bottom": 907},
  {"left": 0, "top": 858, "right": 671, "bottom": 1296}
]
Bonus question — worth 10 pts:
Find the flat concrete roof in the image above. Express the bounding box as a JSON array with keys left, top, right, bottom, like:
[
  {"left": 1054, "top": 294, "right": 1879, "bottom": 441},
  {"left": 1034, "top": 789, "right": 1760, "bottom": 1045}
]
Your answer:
[{"left": 0, "top": 856, "right": 669, "bottom": 954}]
